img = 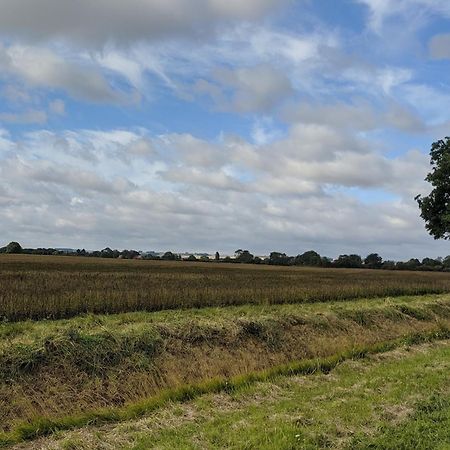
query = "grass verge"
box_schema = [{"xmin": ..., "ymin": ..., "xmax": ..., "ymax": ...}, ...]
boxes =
[
  {"xmin": 1, "ymin": 328, "xmax": 449, "ymax": 448},
  {"xmin": 351, "ymin": 395, "xmax": 450, "ymax": 449},
  {"xmin": 1, "ymin": 295, "xmax": 450, "ymax": 435}
]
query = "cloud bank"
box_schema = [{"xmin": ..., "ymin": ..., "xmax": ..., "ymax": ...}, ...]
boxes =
[{"xmin": 0, "ymin": 0, "xmax": 449, "ymax": 259}]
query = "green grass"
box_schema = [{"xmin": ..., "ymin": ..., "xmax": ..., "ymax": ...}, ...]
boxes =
[
  {"xmin": 1, "ymin": 294, "xmax": 449, "ymax": 383},
  {"xmin": 2, "ymin": 293, "xmax": 449, "ymax": 349},
  {"xmin": 1, "ymin": 294, "xmax": 450, "ymax": 436},
  {"xmin": 127, "ymin": 341, "xmax": 450, "ymax": 450},
  {"xmin": 14, "ymin": 339, "xmax": 450, "ymax": 450},
  {"xmin": 351, "ymin": 395, "xmax": 450, "ymax": 449}
]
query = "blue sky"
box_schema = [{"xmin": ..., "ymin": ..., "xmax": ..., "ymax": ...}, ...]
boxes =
[{"xmin": 1, "ymin": 0, "xmax": 450, "ymax": 259}]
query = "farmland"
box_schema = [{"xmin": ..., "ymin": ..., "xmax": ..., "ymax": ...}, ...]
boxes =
[
  {"xmin": 3, "ymin": 255, "xmax": 450, "ymax": 321},
  {"xmin": 1, "ymin": 255, "xmax": 450, "ymax": 448}
]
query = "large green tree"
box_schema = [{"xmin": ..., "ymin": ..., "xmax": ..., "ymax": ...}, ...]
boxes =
[
  {"xmin": 295, "ymin": 250, "xmax": 322, "ymax": 266},
  {"xmin": 3, "ymin": 242, "xmax": 22, "ymax": 254},
  {"xmin": 364, "ymin": 253, "xmax": 383, "ymax": 269},
  {"xmin": 416, "ymin": 137, "xmax": 450, "ymax": 239}
]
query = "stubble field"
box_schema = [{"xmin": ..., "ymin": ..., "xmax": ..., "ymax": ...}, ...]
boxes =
[
  {"xmin": 1, "ymin": 254, "xmax": 449, "ymax": 449},
  {"xmin": 2, "ymin": 254, "xmax": 450, "ymax": 321}
]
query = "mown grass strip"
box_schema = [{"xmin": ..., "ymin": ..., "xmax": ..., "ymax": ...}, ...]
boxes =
[
  {"xmin": 0, "ymin": 327, "xmax": 448, "ymax": 448},
  {"xmin": 351, "ymin": 395, "xmax": 450, "ymax": 449}
]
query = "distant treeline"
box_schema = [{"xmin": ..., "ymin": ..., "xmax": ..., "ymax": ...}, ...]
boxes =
[{"xmin": 1, "ymin": 242, "xmax": 449, "ymax": 272}]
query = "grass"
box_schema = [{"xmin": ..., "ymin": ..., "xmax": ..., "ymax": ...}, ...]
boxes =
[
  {"xmin": 3, "ymin": 254, "xmax": 450, "ymax": 321},
  {"xmin": 9, "ymin": 338, "xmax": 450, "ymax": 449},
  {"xmin": 133, "ymin": 342, "xmax": 450, "ymax": 450},
  {"xmin": 1, "ymin": 293, "xmax": 449, "ymax": 441},
  {"xmin": 351, "ymin": 395, "xmax": 450, "ymax": 449}
]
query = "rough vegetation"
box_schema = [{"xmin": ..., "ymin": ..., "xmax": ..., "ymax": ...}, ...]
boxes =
[{"xmin": 6, "ymin": 339, "xmax": 450, "ymax": 449}]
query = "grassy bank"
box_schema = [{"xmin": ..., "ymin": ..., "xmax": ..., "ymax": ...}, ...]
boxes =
[
  {"xmin": 3, "ymin": 255, "xmax": 450, "ymax": 321},
  {"xmin": 5, "ymin": 336, "xmax": 450, "ymax": 449},
  {"xmin": 1, "ymin": 294, "xmax": 450, "ymax": 440}
]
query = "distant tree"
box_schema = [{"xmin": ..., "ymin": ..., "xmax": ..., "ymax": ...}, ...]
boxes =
[
  {"xmin": 200, "ymin": 255, "xmax": 210, "ymax": 262},
  {"xmin": 121, "ymin": 249, "xmax": 140, "ymax": 259},
  {"xmin": 4, "ymin": 242, "xmax": 22, "ymax": 254},
  {"xmin": 404, "ymin": 258, "xmax": 421, "ymax": 270},
  {"xmin": 421, "ymin": 257, "xmax": 440, "ymax": 267},
  {"xmin": 215, "ymin": 252, "xmax": 220, "ymax": 261},
  {"xmin": 161, "ymin": 251, "xmax": 177, "ymax": 261},
  {"xmin": 235, "ymin": 250, "xmax": 254, "ymax": 264},
  {"xmin": 364, "ymin": 253, "xmax": 383, "ymax": 269},
  {"xmin": 144, "ymin": 254, "xmax": 160, "ymax": 260},
  {"xmin": 321, "ymin": 256, "xmax": 333, "ymax": 267},
  {"xmin": 334, "ymin": 254, "xmax": 363, "ymax": 268},
  {"xmin": 381, "ymin": 260, "xmax": 396, "ymax": 270},
  {"xmin": 295, "ymin": 250, "xmax": 322, "ymax": 267},
  {"xmin": 186, "ymin": 254, "xmax": 197, "ymax": 261},
  {"xmin": 268, "ymin": 252, "xmax": 290, "ymax": 265},
  {"xmin": 419, "ymin": 257, "xmax": 442, "ymax": 271},
  {"xmin": 443, "ymin": 255, "xmax": 450, "ymax": 269},
  {"xmin": 416, "ymin": 137, "xmax": 450, "ymax": 239},
  {"xmin": 101, "ymin": 247, "xmax": 114, "ymax": 258}
]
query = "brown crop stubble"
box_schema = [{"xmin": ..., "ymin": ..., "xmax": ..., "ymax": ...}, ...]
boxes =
[{"xmin": 2, "ymin": 255, "xmax": 450, "ymax": 321}]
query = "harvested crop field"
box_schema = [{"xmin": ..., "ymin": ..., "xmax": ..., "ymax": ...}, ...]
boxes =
[
  {"xmin": 1, "ymin": 255, "xmax": 450, "ymax": 448},
  {"xmin": 3, "ymin": 255, "xmax": 450, "ymax": 321}
]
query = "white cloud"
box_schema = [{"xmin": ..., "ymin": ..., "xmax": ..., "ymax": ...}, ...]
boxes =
[
  {"xmin": 0, "ymin": 44, "xmax": 121, "ymax": 102},
  {"xmin": 357, "ymin": 0, "xmax": 450, "ymax": 32},
  {"xmin": 0, "ymin": 120, "xmax": 438, "ymax": 258},
  {"xmin": 283, "ymin": 99, "xmax": 425, "ymax": 133},
  {"xmin": 399, "ymin": 83, "xmax": 450, "ymax": 125},
  {"xmin": 0, "ymin": 0, "xmax": 286, "ymax": 47},
  {"xmin": 162, "ymin": 167, "xmax": 245, "ymax": 192},
  {"xmin": 0, "ymin": 1, "xmax": 446, "ymax": 259},
  {"xmin": 196, "ymin": 65, "xmax": 293, "ymax": 113},
  {"xmin": 94, "ymin": 24, "xmax": 338, "ymax": 103},
  {"xmin": 251, "ymin": 118, "xmax": 283, "ymax": 145}
]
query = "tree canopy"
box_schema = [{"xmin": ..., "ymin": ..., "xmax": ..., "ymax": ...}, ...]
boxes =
[
  {"xmin": 3, "ymin": 242, "xmax": 22, "ymax": 254},
  {"xmin": 364, "ymin": 253, "xmax": 383, "ymax": 269},
  {"xmin": 334, "ymin": 254, "xmax": 362, "ymax": 268},
  {"xmin": 416, "ymin": 137, "xmax": 450, "ymax": 239},
  {"xmin": 235, "ymin": 249, "xmax": 254, "ymax": 263},
  {"xmin": 295, "ymin": 250, "xmax": 322, "ymax": 266}
]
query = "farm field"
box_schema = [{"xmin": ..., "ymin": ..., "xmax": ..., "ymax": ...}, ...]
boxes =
[
  {"xmin": 3, "ymin": 254, "xmax": 450, "ymax": 321},
  {"xmin": 1, "ymin": 255, "xmax": 450, "ymax": 448}
]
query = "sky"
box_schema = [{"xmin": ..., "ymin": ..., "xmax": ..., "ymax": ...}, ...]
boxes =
[{"xmin": 1, "ymin": 0, "xmax": 450, "ymax": 259}]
